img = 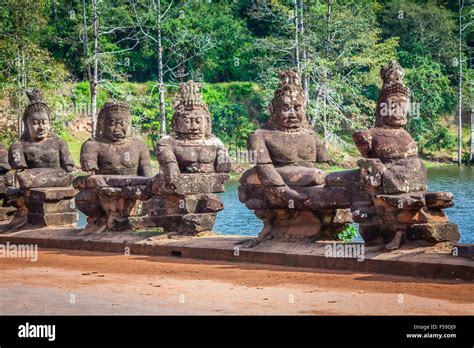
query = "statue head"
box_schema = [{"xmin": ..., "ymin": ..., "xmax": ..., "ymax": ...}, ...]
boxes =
[
  {"xmin": 97, "ymin": 102, "xmax": 132, "ymax": 142},
  {"xmin": 376, "ymin": 61, "xmax": 411, "ymax": 128},
  {"xmin": 268, "ymin": 70, "xmax": 308, "ymax": 131},
  {"xmin": 172, "ymin": 81, "xmax": 211, "ymax": 140},
  {"xmin": 21, "ymin": 89, "xmax": 52, "ymax": 142}
]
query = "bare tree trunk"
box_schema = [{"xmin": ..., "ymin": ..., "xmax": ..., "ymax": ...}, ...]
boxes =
[
  {"xmin": 157, "ymin": 0, "xmax": 166, "ymax": 137},
  {"xmin": 299, "ymin": 0, "xmax": 308, "ymax": 102},
  {"xmin": 17, "ymin": 45, "xmax": 27, "ymax": 137},
  {"xmin": 457, "ymin": 0, "xmax": 463, "ymax": 166},
  {"xmin": 82, "ymin": 0, "xmax": 91, "ymax": 83},
  {"xmin": 322, "ymin": 0, "xmax": 332, "ymax": 144},
  {"xmin": 82, "ymin": 0, "xmax": 94, "ymax": 134},
  {"xmin": 326, "ymin": 0, "xmax": 331, "ymax": 58},
  {"xmin": 293, "ymin": 0, "xmax": 299, "ymax": 69},
  {"xmin": 90, "ymin": 0, "xmax": 99, "ymax": 138}
]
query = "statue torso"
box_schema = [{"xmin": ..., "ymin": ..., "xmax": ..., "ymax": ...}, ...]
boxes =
[
  {"xmin": 86, "ymin": 138, "xmax": 144, "ymax": 175},
  {"xmin": 174, "ymin": 145, "xmax": 217, "ymax": 173},
  {"xmin": 355, "ymin": 127, "xmax": 417, "ymax": 161},
  {"xmin": 259, "ymin": 128, "xmax": 317, "ymax": 167},
  {"xmin": 20, "ymin": 138, "xmax": 62, "ymax": 169},
  {"xmin": 167, "ymin": 136, "xmax": 224, "ymax": 173}
]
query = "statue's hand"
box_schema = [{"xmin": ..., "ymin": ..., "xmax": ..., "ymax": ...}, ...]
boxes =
[{"xmin": 282, "ymin": 186, "xmax": 308, "ymax": 203}]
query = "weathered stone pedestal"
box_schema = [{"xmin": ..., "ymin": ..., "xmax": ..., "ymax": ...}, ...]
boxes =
[
  {"xmin": 74, "ymin": 175, "xmax": 151, "ymax": 233},
  {"xmin": 146, "ymin": 173, "xmax": 229, "ymax": 235},
  {"xmin": 24, "ymin": 187, "xmax": 78, "ymax": 227},
  {"xmin": 352, "ymin": 162, "xmax": 460, "ymax": 247},
  {"xmin": 358, "ymin": 193, "xmax": 459, "ymax": 246},
  {"xmin": 239, "ymin": 171, "xmax": 353, "ymax": 242},
  {"xmin": 0, "ymin": 186, "xmax": 77, "ymax": 231},
  {"xmin": 253, "ymin": 208, "xmax": 352, "ymax": 241}
]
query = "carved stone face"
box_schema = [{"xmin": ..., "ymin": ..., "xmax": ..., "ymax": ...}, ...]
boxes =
[
  {"xmin": 174, "ymin": 110, "xmax": 207, "ymax": 140},
  {"xmin": 379, "ymin": 95, "xmax": 409, "ymax": 127},
  {"xmin": 385, "ymin": 68, "xmax": 404, "ymax": 85},
  {"xmin": 272, "ymin": 96, "xmax": 305, "ymax": 130},
  {"xmin": 103, "ymin": 113, "xmax": 130, "ymax": 142},
  {"xmin": 26, "ymin": 111, "xmax": 50, "ymax": 142}
]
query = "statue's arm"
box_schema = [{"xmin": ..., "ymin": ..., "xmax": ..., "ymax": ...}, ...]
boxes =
[
  {"xmin": 8, "ymin": 141, "xmax": 27, "ymax": 170},
  {"xmin": 156, "ymin": 139, "xmax": 180, "ymax": 177},
  {"xmin": 138, "ymin": 141, "xmax": 153, "ymax": 177},
  {"xmin": 214, "ymin": 138, "xmax": 231, "ymax": 173},
  {"xmin": 248, "ymin": 133, "xmax": 285, "ymax": 187},
  {"xmin": 58, "ymin": 139, "xmax": 76, "ymax": 172},
  {"xmin": 353, "ymin": 130, "xmax": 373, "ymax": 158},
  {"xmin": 315, "ymin": 137, "xmax": 330, "ymax": 163},
  {"xmin": 80, "ymin": 140, "xmax": 99, "ymax": 173}
]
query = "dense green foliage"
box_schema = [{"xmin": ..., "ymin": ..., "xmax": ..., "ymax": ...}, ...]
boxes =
[
  {"xmin": 337, "ymin": 225, "xmax": 359, "ymax": 242},
  {"xmin": 0, "ymin": 0, "xmax": 473, "ymax": 157}
]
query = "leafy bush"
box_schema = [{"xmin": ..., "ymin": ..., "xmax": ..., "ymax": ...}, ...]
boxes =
[
  {"xmin": 337, "ymin": 225, "xmax": 358, "ymax": 242},
  {"xmin": 424, "ymin": 127, "xmax": 457, "ymax": 152},
  {"xmin": 201, "ymin": 82, "xmax": 264, "ymax": 149}
]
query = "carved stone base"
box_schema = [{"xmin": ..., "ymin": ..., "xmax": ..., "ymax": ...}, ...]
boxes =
[
  {"xmin": 145, "ymin": 193, "xmax": 222, "ymax": 235},
  {"xmin": 74, "ymin": 175, "xmax": 151, "ymax": 234},
  {"xmin": 146, "ymin": 173, "xmax": 228, "ymax": 235},
  {"xmin": 355, "ymin": 192, "xmax": 460, "ymax": 248},
  {"xmin": 359, "ymin": 222, "xmax": 459, "ymax": 247},
  {"xmin": 252, "ymin": 208, "xmax": 352, "ymax": 242},
  {"xmin": 150, "ymin": 173, "xmax": 229, "ymax": 195},
  {"xmin": 24, "ymin": 187, "xmax": 78, "ymax": 228},
  {"xmin": 149, "ymin": 212, "xmax": 217, "ymax": 235}
]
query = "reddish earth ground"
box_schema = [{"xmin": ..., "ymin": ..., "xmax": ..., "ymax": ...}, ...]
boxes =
[{"xmin": 0, "ymin": 249, "xmax": 473, "ymax": 315}]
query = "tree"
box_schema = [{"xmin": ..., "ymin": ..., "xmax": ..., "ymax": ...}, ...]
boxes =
[
  {"xmin": 131, "ymin": 0, "xmax": 217, "ymax": 136},
  {"xmin": 79, "ymin": 0, "xmax": 139, "ymax": 136},
  {"xmin": 303, "ymin": 0, "xmax": 398, "ymax": 146},
  {"xmin": 404, "ymin": 56, "xmax": 455, "ymax": 148},
  {"xmin": 456, "ymin": 0, "xmax": 473, "ymax": 164},
  {"xmin": 0, "ymin": 0, "xmax": 68, "ymax": 138},
  {"xmin": 380, "ymin": 0, "xmax": 458, "ymax": 69}
]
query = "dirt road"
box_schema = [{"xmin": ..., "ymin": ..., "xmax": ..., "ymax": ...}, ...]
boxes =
[{"xmin": 0, "ymin": 249, "xmax": 473, "ymax": 315}]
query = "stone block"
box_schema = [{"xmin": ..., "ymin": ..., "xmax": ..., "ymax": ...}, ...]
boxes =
[
  {"xmin": 145, "ymin": 194, "xmax": 197, "ymax": 216},
  {"xmin": 26, "ymin": 187, "xmax": 77, "ymax": 202},
  {"xmin": 382, "ymin": 158, "xmax": 427, "ymax": 194},
  {"xmin": 27, "ymin": 212, "xmax": 78, "ymax": 227},
  {"xmin": 406, "ymin": 223, "xmax": 460, "ymax": 243},
  {"xmin": 180, "ymin": 213, "xmax": 216, "ymax": 233},
  {"xmin": 376, "ymin": 193, "xmax": 425, "ymax": 209},
  {"xmin": 74, "ymin": 175, "xmax": 151, "ymax": 189},
  {"xmin": 195, "ymin": 194, "xmax": 224, "ymax": 213},
  {"xmin": 16, "ymin": 168, "xmax": 75, "ymax": 189},
  {"xmin": 424, "ymin": 192, "xmax": 454, "ymax": 209},
  {"xmin": 149, "ymin": 214, "xmax": 183, "ymax": 232},
  {"xmin": 26, "ymin": 198, "xmax": 76, "ymax": 214},
  {"xmin": 256, "ymin": 209, "xmax": 323, "ymax": 241},
  {"xmin": 325, "ymin": 169, "xmax": 362, "ymax": 190},
  {"xmin": 151, "ymin": 173, "xmax": 229, "ymax": 195}
]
